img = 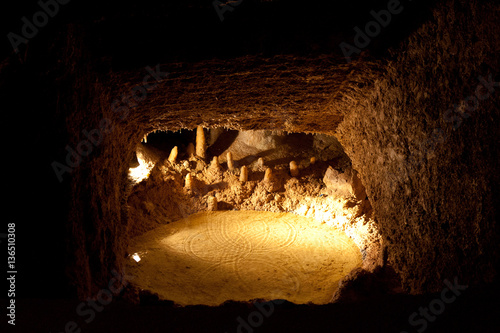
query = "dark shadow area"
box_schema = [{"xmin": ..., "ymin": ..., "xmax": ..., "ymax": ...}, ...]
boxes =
[
  {"xmin": 236, "ymin": 154, "xmax": 260, "ymax": 166},
  {"xmin": 207, "ymin": 130, "xmax": 239, "ymax": 157},
  {"xmin": 205, "ymin": 181, "xmax": 229, "ymax": 194},
  {"xmin": 0, "ymin": 0, "xmax": 441, "ymax": 66},
  {"xmin": 2, "ymin": 1, "xmax": 498, "ymax": 333},
  {"xmin": 15, "ymin": 278, "xmax": 500, "ymax": 332},
  {"xmin": 145, "ymin": 129, "xmax": 196, "ymax": 156}
]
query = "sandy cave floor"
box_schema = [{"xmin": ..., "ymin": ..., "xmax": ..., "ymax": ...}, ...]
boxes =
[{"xmin": 125, "ymin": 210, "xmax": 362, "ymax": 306}]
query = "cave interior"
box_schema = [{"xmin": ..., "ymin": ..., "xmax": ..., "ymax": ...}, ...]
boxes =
[{"xmin": 3, "ymin": 0, "xmax": 500, "ymax": 332}]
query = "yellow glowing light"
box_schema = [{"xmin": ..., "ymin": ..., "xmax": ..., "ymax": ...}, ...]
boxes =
[
  {"xmin": 126, "ymin": 211, "xmax": 362, "ymax": 306},
  {"xmin": 128, "ymin": 164, "xmax": 151, "ymax": 184},
  {"xmin": 132, "ymin": 253, "xmax": 141, "ymax": 262},
  {"xmin": 128, "ymin": 151, "xmax": 155, "ymax": 184}
]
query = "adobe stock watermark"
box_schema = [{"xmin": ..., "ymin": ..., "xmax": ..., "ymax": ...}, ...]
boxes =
[
  {"xmin": 51, "ymin": 64, "xmax": 169, "ymax": 183},
  {"xmin": 400, "ymin": 277, "xmax": 468, "ymax": 333},
  {"xmin": 213, "ymin": 0, "xmax": 244, "ymax": 22},
  {"xmin": 226, "ymin": 298, "xmax": 286, "ymax": 333},
  {"xmin": 339, "ymin": 0, "xmax": 405, "ymax": 63},
  {"xmin": 50, "ymin": 269, "xmax": 134, "ymax": 333},
  {"xmin": 442, "ymin": 73, "xmax": 499, "ymax": 130},
  {"xmin": 7, "ymin": 0, "xmax": 71, "ymax": 54},
  {"xmin": 383, "ymin": 73, "xmax": 499, "ymax": 189}
]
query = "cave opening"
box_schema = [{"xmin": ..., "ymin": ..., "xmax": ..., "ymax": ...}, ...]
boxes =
[
  {"xmin": 4, "ymin": 0, "xmax": 499, "ymax": 330},
  {"xmin": 125, "ymin": 127, "xmax": 382, "ymax": 305}
]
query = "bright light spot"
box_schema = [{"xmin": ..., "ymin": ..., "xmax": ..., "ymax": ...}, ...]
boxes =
[
  {"xmin": 132, "ymin": 253, "xmax": 141, "ymax": 262},
  {"xmin": 334, "ymin": 214, "xmax": 349, "ymax": 225},
  {"xmin": 128, "ymin": 163, "xmax": 151, "ymax": 184},
  {"xmin": 128, "ymin": 151, "xmax": 156, "ymax": 184},
  {"xmin": 296, "ymin": 205, "xmax": 309, "ymax": 215}
]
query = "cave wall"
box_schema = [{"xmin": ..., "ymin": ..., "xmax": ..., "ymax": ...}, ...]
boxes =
[
  {"xmin": 58, "ymin": 26, "xmax": 136, "ymax": 296},
  {"xmin": 7, "ymin": 0, "xmax": 498, "ymax": 299},
  {"xmin": 336, "ymin": 0, "xmax": 500, "ymax": 293},
  {"xmin": 59, "ymin": 49, "xmax": 351, "ymax": 297},
  {"xmin": 66, "ymin": 0, "xmax": 499, "ymax": 297}
]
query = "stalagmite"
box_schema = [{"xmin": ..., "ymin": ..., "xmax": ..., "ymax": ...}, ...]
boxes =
[
  {"xmin": 186, "ymin": 142, "xmax": 195, "ymax": 157},
  {"xmin": 240, "ymin": 166, "xmax": 248, "ymax": 182},
  {"xmin": 207, "ymin": 196, "xmax": 218, "ymax": 211},
  {"xmin": 310, "ymin": 157, "xmax": 317, "ymax": 165},
  {"xmin": 263, "ymin": 167, "xmax": 273, "ymax": 182},
  {"xmin": 257, "ymin": 157, "xmax": 264, "ymax": 168},
  {"xmin": 196, "ymin": 126, "xmax": 206, "ymax": 159},
  {"xmin": 168, "ymin": 146, "xmax": 178, "ymax": 163},
  {"xmin": 290, "ymin": 161, "xmax": 299, "ymax": 177},
  {"xmin": 227, "ymin": 152, "xmax": 234, "ymax": 170},
  {"xmin": 210, "ymin": 155, "xmax": 220, "ymax": 169},
  {"xmin": 185, "ymin": 173, "xmax": 193, "ymax": 190}
]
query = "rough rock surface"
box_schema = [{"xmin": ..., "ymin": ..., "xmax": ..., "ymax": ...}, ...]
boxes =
[
  {"xmin": 336, "ymin": 1, "xmax": 500, "ymax": 293},
  {"xmin": 126, "ymin": 148, "xmax": 382, "ymax": 276},
  {"xmin": 5, "ymin": 0, "xmax": 498, "ymax": 300},
  {"xmin": 323, "ymin": 166, "xmax": 352, "ymax": 198},
  {"xmin": 68, "ymin": 0, "xmax": 498, "ymax": 298}
]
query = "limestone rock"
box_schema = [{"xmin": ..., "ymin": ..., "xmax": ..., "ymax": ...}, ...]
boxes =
[
  {"xmin": 168, "ymin": 146, "xmax": 178, "ymax": 163},
  {"xmin": 186, "ymin": 142, "xmax": 195, "ymax": 157},
  {"xmin": 290, "ymin": 161, "xmax": 299, "ymax": 177},
  {"xmin": 226, "ymin": 152, "xmax": 234, "ymax": 170},
  {"xmin": 322, "ymin": 166, "xmax": 352, "ymax": 198},
  {"xmin": 239, "ymin": 166, "xmax": 248, "ymax": 182},
  {"xmin": 196, "ymin": 126, "xmax": 206, "ymax": 159},
  {"xmin": 207, "ymin": 196, "xmax": 218, "ymax": 211}
]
